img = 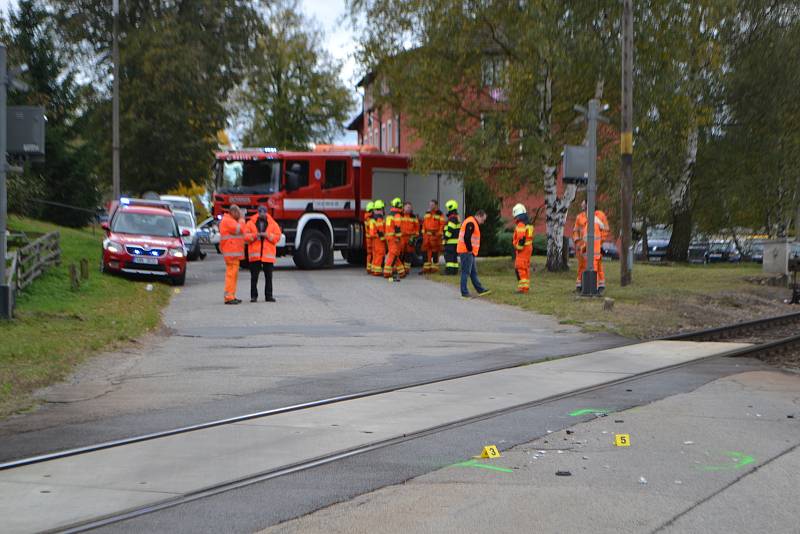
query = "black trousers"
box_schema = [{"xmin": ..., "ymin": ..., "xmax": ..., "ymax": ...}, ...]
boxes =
[
  {"xmin": 250, "ymin": 261, "xmax": 274, "ymax": 299},
  {"xmin": 443, "ymin": 244, "xmax": 459, "ymax": 275}
]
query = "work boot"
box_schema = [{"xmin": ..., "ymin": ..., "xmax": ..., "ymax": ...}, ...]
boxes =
[
  {"xmin": 265, "ymin": 296, "xmax": 276, "ymax": 302},
  {"xmin": 598, "ymin": 286, "xmax": 605, "ymax": 295},
  {"xmin": 250, "ymin": 297, "xmax": 258, "ymax": 303},
  {"xmin": 477, "ymin": 289, "xmax": 492, "ymax": 297}
]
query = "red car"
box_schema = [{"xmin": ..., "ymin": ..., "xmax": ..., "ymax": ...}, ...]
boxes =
[{"xmin": 101, "ymin": 199, "xmax": 189, "ymax": 285}]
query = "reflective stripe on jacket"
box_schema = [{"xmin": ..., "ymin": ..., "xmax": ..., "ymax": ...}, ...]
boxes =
[
  {"xmin": 423, "ymin": 210, "xmax": 444, "ymax": 236},
  {"xmin": 513, "ymin": 222, "xmax": 534, "ymax": 254},
  {"xmin": 219, "ymin": 213, "xmax": 247, "ymax": 259},
  {"xmin": 443, "ymin": 214, "xmax": 461, "ymax": 245},
  {"xmin": 457, "ymin": 216, "xmax": 481, "ymax": 256},
  {"xmin": 245, "ymin": 214, "xmax": 282, "ymax": 263}
]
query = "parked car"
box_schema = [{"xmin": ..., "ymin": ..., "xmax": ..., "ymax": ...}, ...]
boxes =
[
  {"xmin": 791, "ymin": 242, "xmax": 800, "ymax": 259},
  {"xmin": 197, "ymin": 216, "xmax": 221, "ymax": 253},
  {"xmin": 173, "ymin": 210, "xmax": 204, "ymax": 261},
  {"xmin": 687, "ymin": 241, "xmax": 709, "ymax": 264},
  {"xmin": 634, "ymin": 230, "xmax": 670, "ymax": 262},
  {"xmin": 160, "ymin": 195, "xmax": 196, "ymax": 220},
  {"xmin": 706, "ymin": 241, "xmax": 741, "ymax": 263},
  {"xmin": 601, "ymin": 241, "xmax": 619, "ymax": 259},
  {"xmin": 101, "ymin": 199, "xmax": 189, "ymax": 285},
  {"xmin": 745, "ymin": 242, "xmax": 765, "ymax": 263}
]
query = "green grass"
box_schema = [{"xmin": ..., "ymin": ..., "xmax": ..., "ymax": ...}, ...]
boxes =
[
  {"xmin": 0, "ymin": 216, "xmax": 172, "ymax": 416},
  {"xmin": 433, "ymin": 257, "xmax": 774, "ymax": 339}
]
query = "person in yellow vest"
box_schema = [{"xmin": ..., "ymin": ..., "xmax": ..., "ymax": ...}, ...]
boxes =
[
  {"xmin": 442, "ymin": 200, "xmax": 461, "ymax": 275},
  {"xmin": 219, "ymin": 204, "xmax": 248, "ymax": 304},
  {"xmin": 245, "ymin": 206, "xmax": 282, "ymax": 302},
  {"xmin": 457, "ymin": 209, "xmax": 491, "ymax": 298},
  {"xmin": 370, "ymin": 200, "xmax": 387, "ymax": 276},
  {"xmin": 511, "ymin": 203, "xmax": 534, "ymax": 294},
  {"xmin": 383, "ymin": 197, "xmax": 406, "ymax": 281},
  {"xmin": 364, "ymin": 201, "xmax": 375, "ymax": 274}
]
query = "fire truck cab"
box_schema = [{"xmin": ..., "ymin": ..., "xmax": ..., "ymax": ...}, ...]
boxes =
[{"xmin": 213, "ymin": 146, "xmax": 463, "ymax": 269}]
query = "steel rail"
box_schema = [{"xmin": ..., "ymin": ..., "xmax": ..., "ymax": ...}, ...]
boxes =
[
  {"xmin": 51, "ymin": 331, "xmax": 800, "ymax": 534},
  {"xmin": 664, "ymin": 310, "xmax": 800, "ymax": 341}
]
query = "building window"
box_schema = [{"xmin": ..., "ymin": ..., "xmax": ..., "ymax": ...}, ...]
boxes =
[
  {"xmin": 482, "ymin": 56, "xmax": 506, "ymax": 88},
  {"xmin": 381, "ymin": 123, "xmax": 386, "ymax": 151},
  {"xmin": 387, "ymin": 120, "xmax": 393, "ymax": 151},
  {"xmin": 324, "ymin": 160, "xmax": 347, "ymax": 189},
  {"xmin": 285, "ymin": 160, "xmax": 309, "ymax": 189}
]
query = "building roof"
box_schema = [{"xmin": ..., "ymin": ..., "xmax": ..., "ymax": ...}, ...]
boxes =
[{"xmin": 346, "ymin": 111, "xmax": 364, "ymax": 131}]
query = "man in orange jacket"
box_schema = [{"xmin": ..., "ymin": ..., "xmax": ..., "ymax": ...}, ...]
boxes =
[
  {"xmin": 383, "ymin": 197, "xmax": 405, "ymax": 281},
  {"xmin": 420, "ymin": 199, "xmax": 444, "ymax": 274},
  {"xmin": 364, "ymin": 201, "xmax": 375, "ymax": 274},
  {"xmin": 457, "ymin": 209, "xmax": 491, "ymax": 298},
  {"xmin": 572, "ymin": 200, "xmax": 609, "ymax": 293},
  {"xmin": 219, "ymin": 205, "xmax": 248, "ymax": 304},
  {"xmin": 370, "ymin": 200, "xmax": 386, "ymax": 276},
  {"xmin": 401, "ymin": 201, "xmax": 420, "ymax": 276},
  {"xmin": 511, "ymin": 203, "xmax": 534, "ymax": 293},
  {"xmin": 246, "ymin": 206, "xmax": 282, "ymax": 302}
]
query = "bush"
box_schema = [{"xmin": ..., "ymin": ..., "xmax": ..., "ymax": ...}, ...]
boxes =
[{"xmin": 495, "ymin": 230, "xmax": 514, "ymax": 257}]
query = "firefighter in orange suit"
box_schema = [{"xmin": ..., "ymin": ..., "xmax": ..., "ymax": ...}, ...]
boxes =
[
  {"xmin": 420, "ymin": 199, "xmax": 444, "ymax": 274},
  {"xmin": 364, "ymin": 201, "xmax": 375, "ymax": 274},
  {"xmin": 245, "ymin": 206, "xmax": 282, "ymax": 302},
  {"xmin": 572, "ymin": 200, "xmax": 608, "ymax": 293},
  {"xmin": 511, "ymin": 203, "xmax": 534, "ymax": 293},
  {"xmin": 219, "ymin": 204, "xmax": 248, "ymax": 304},
  {"xmin": 401, "ymin": 201, "xmax": 420, "ymax": 276},
  {"xmin": 370, "ymin": 200, "xmax": 386, "ymax": 276},
  {"xmin": 384, "ymin": 197, "xmax": 405, "ymax": 281}
]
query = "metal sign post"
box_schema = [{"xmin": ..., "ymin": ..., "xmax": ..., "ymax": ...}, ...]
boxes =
[
  {"xmin": 0, "ymin": 44, "xmax": 9, "ymax": 318},
  {"xmin": 570, "ymin": 99, "xmax": 609, "ymax": 297}
]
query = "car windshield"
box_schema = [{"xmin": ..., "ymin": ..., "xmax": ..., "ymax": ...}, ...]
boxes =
[
  {"xmin": 709, "ymin": 243, "xmax": 729, "ymax": 253},
  {"xmin": 112, "ymin": 212, "xmax": 178, "ymax": 237},
  {"xmin": 218, "ymin": 159, "xmax": 282, "ymax": 194},
  {"xmin": 164, "ymin": 199, "xmax": 193, "ymax": 213},
  {"xmin": 173, "ymin": 211, "xmax": 194, "ymax": 229}
]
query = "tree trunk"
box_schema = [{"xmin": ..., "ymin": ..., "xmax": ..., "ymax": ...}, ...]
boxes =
[{"xmin": 667, "ymin": 125, "xmax": 697, "ymax": 262}]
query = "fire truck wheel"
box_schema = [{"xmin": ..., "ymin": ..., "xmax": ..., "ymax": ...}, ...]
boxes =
[{"xmin": 295, "ymin": 229, "xmax": 330, "ymax": 269}]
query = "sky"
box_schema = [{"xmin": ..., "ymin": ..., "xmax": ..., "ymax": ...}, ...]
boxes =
[{"xmin": 0, "ymin": 0, "xmax": 360, "ymax": 144}]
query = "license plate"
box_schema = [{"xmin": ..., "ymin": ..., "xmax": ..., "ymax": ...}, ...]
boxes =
[
  {"xmin": 230, "ymin": 196, "xmax": 250, "ymax": 204},
  {"xmin": 133, "ymin": 257, "xmax": 159, "ymax": 265},
  {"xmin": 649, "ymin": 256, "xmax": 662, "ymax": 262}
]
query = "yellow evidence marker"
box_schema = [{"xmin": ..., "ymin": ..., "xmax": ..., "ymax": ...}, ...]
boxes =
[
  {"xmin": 614, "ymin": 434, "xmax": 631, "ymax": 447},
  {"xmin": 475, "ymin": 445, "xmax": 501, "ymax": 459}
]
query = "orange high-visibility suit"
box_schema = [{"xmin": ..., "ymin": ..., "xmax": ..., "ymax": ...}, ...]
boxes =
[
  {"xmin": 245, "ymin": 213, "xmax": 281, "ymax": 263},
  {"xmin": 401, "ymin": 211, "xmax": 420, "ymax": 275},
  {"xmin": 421, "ymin": 209, "xmax": 444, "ymax": 273},
  {"xmin": 364, "ymin": 211, "xmax": 374, "ymax": 274},
  {"xmin": 573, "ymin": 211, "xmax": 607, "ymax": 289},
  {"xmin": 383, "ymin": 208, "xmax": 405, "ymax": 278},
  {"xmin": 513, "ymin": 219, "xmax": 534, "ymax": 293},
  {"xmin": 370, "ymin": 212, "xmax": 386, "ymax": 276},
  {"xmin": 219, "ymin": 212, "xmax": 248, "ymax": 302}
]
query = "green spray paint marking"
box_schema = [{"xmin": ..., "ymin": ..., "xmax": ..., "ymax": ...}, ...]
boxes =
[
  {"xmin": 700, "ymin": 451, "xmax": 755, "ymax": 472},
  {"xmin": 569, "ymin": 408, "xmax": 610, "ymax": 417},
  {"xmin": 451, "ymin": 459, "xmax": 514, "ymax": 473}
]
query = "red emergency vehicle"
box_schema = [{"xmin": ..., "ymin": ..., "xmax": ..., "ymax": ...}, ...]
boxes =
[{"xmin": 212, "ymin": 145, "xmax": 463, "ymax": 269}]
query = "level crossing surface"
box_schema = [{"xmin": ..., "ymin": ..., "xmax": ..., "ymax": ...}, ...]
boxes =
[{"xmin": 0, "ymin": 340, "xmax": 748, "ymax": 533}]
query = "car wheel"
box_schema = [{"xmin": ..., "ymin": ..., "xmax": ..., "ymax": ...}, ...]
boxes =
[
  {"xmin": 295, "ymin": 229, "xmax": 330, "ymax": 269},
  {"xmin": 171, "ymin": 272, "xmax": 186, "ymax": 286}
]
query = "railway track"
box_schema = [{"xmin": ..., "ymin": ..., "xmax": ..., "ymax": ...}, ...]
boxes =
[{"xmin": 5, "ymin": 312, "xmax": 800, "ymax": 533}]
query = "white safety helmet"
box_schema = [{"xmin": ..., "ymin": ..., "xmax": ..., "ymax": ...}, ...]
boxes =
[{"xmin": 512, "ymin": 203, "xmax": 527, "ymax": 217}]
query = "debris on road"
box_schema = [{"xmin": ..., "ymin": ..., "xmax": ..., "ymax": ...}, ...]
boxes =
[
  {"xmin": 639, "ymin": 476, "xmax": 648, "ymax": 485},
  {"xmin": 555, "ymin": 470, "xmax": 572, "ymax": 476}
]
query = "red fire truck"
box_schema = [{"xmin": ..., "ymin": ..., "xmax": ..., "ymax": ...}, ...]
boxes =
[{"xmin": 212, "ymin": 145, "xmax": 464, "ymax": 269}]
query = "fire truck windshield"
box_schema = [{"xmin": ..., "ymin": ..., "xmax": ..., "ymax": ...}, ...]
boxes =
[{"xmin": 218, "ymin": 159, "xmax": 282, "ymax": 194}]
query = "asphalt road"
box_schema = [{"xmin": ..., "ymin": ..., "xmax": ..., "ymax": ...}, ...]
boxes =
[{"xmin": 0, "ymin": 253, "xmax": 623, "ymax": 461}]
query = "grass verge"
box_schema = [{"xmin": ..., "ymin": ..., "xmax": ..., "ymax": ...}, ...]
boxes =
[
  {"xmin": 0, "ymin": 216, "xmax": 172, "ymax": 417},
  {"xmin": 432, "ymin": 257, "xmax": 792, "ymax": 339}
]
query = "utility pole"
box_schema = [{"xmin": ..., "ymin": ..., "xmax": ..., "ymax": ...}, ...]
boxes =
[
  {"xmin": 620, "ymin": 0, "xmax": 634, "ymax": 286},
  {"xmin": 0, "ymin": 44, "xmax": 8, "ymax": 318},
  {"xmin": 112, "ymin": 0, "xmax": 121, "ymax": 200}
]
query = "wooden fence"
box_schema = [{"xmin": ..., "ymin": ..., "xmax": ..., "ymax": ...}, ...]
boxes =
[{"xmin": 5, "ymin": 231, "xmax": 61, "ymax": 291}]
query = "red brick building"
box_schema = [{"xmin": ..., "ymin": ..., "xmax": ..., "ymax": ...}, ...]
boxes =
[{"xmin": 346, "ymin": 73, "xmax": 613, "ymax": 237}]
